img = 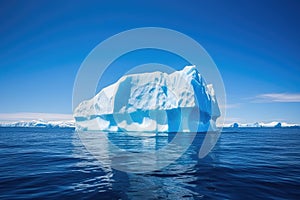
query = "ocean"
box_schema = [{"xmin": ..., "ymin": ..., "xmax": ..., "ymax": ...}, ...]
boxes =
[{"xmin": 0, "ymin": 127, "xmax": 299, "ymax": 199}]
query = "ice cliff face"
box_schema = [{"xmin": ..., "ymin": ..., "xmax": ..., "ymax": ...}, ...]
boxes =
[{"xmin": 74, "ymin": 65, "xmax": 220, "ymax": 132}]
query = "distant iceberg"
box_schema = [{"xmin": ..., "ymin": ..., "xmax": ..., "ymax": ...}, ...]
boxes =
[
  {"xmin": 226, "ymin": 121, "xmax": 299, "ymax": 128},
  {"xmin": 0, "ymin": 120, "xmax": 75, "ymax": 128},
  {"xmin": 74, "ymin": 65, "xmax": 221, "ymax": 132}
]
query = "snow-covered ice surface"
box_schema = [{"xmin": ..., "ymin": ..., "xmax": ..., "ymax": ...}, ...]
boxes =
[{"xmin": 74, "ymin": 65, "xmax": 221, "ymax": 132}]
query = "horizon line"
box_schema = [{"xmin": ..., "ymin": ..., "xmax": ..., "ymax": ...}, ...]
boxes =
[{"xmin": 0, "ymin": 112, "xmax": 299, "ymax": 125}]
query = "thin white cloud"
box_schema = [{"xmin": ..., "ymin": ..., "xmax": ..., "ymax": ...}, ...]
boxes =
[
  {"xmin": 254, "ymin": 93, "xmax": 300, "ymax": 103},
  {"xmin": 219, "ymin": 103, "xmax": 242, "ymax": 109},
  {"xmin": 0, "ymin": 112, "xmax": 73, "ymax": 121}
]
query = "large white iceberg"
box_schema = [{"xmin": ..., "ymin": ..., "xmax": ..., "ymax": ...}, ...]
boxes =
[{"xmin": 74, "ymin": 65, "xmax": 220, "ymax": 132}]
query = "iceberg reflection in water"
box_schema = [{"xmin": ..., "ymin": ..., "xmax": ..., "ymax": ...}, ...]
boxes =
[
  {"xmin": 76, "ymin": 131, "xmax": 220, "ymax": 173},
  {"xmin": 74, "ymin": 130, "xmax": 224, "ymax": 199}
]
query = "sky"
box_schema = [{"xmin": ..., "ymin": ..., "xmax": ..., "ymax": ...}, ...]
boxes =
[{"xmin": 0, "ymin": 0, "xmax": 299, "ymax": 124}]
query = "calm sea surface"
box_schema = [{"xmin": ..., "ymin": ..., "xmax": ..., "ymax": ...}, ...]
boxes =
[{"xmin": 0, "ymin": 127, "xmax": 299, "ymax": 199}]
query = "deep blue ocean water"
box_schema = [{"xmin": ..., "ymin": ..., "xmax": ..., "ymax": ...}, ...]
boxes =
[{"xmin": 0, "ymin": 127, "xmax": 299, "ymax": 199}]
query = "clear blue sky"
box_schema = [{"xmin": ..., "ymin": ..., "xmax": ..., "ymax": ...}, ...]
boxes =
[{"xmin": 0, "ymin": 0, "xmax": 299, "ymax": 123}]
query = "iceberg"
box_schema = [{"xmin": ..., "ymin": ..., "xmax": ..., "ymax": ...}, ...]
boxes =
[
  {"xmin": 74, "ymin": 65, "xmax": 221, "ymax": 132},
  {"xmin": 225, "ymin": 121, "xmax": 299, "ymax": 128},
  {"xmin": 0, "ymin": 120, "xmax": 75, "ymax": 128}
]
